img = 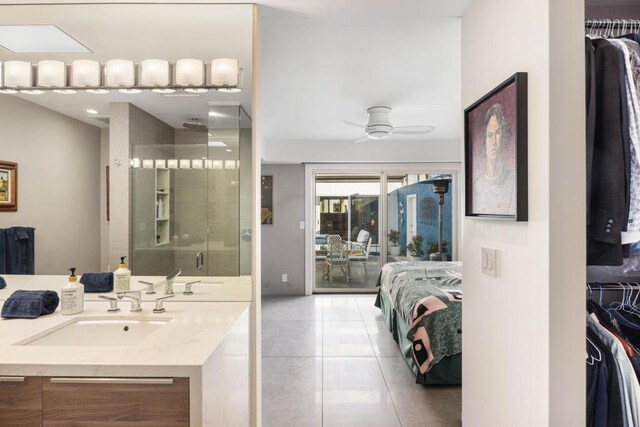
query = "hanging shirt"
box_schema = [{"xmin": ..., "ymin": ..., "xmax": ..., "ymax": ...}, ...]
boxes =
[
  {"xmin": 609, "ymin": 39, "xmax": 640, "ymax": 233},
  {"xmin": 589, "ymin": 312, "xmax": 640, "ymax": 427},
  {"xmin": 588, "ymin": 326, "xmax": 611, "ymax": 427}
]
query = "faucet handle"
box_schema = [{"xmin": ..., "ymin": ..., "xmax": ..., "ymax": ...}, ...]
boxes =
[
  {"xmin": 153, "ymin": 295, "xmax": 174, "ymax": 313},
  {"xmin": 183, "ymin": 280, "xmax": 201, "ymax": 296},
  {"xmin": 139, "ymin": 280, "xmax": 156, "ymax": 295},
  {"xmin": 98, "ymin": 295, "xmax": 120, "ymax": 312}
]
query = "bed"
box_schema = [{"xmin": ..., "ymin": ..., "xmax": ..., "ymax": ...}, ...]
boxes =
[{"xmin": 375, "ymin": 260, "xmax": 462, "ymax": 385}]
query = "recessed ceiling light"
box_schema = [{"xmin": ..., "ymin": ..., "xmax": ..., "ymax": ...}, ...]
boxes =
[
  {"xmin": 208, "ymin": 141, "xmax": 228, "ymax": 147},
  {"xmin": 0, "ymin": 25, "xmax": 91, "ymax": 53},
  {"xmin": 225, "ymin": 149, "xmax": 232, "ymax": 152},
  {"xmin": 86, "ymin": 109, "xmax": 98, "ymax": 115}
]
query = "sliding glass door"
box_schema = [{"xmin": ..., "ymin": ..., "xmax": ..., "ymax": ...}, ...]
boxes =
[{"xmin": 308, "ymin": 164, "xmax": 459, "ymax": 294}]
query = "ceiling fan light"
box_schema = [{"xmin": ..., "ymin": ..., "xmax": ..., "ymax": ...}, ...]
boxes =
[
  {"xmin": 175, "ymin": 58, "xmax": 204, "ymax": 86},
  {"xmin": 366, "ymin": 131, "xmax": 389, "ymax": 140},
  {"xmin": 72, "ymin": 60, "xmax": 101, "ymax": 86},
  {"xmin": 4, "ymin": 61, "xmax": 32, "ymax": 88},
  {"xmin": 105, "ymin": 59, "xmax": 135, "ymax": 87},
  {"xmin": 140, "ymin": 59, "xmax": 170, "ymax": 87},
  {"xmin": 37, "ymin": 60, "xmax": 66, "ymax": 87}
]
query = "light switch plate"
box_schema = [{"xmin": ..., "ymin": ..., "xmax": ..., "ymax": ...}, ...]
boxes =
[
  {"xmin": 299, "ymin": 221, "xmax": 305, "ymax": 230},
  {"xmin": 281, "ymin": 274, "xmax": 288, "ymax": 282},
  {"xmin": 481, "ymin": 248, "xmax": 497, "ymax": 277}
]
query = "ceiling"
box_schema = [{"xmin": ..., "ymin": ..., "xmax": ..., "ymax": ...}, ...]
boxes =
[
  {"xmin": 0, "ymin": 4, "xmax": 253, "ymax": 129},
  {"xmin": 0, "ymin": 0, "xmax": 472, "ymax": 163}
]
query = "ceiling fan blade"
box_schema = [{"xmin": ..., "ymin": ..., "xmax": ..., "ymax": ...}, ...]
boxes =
[
  {"xmin": 392, "ymin": 126, "xmax": 435, "ymax": 135},
  {"xmin": 353, "ymin": 137, "xmax": 372, "ymax": 144},
  {"xmin": 342, "ymin": 120, "xmax": 366, "ymax": 129}
]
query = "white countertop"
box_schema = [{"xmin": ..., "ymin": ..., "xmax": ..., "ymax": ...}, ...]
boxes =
[
  {"xmin": 0, "ymin": 275, "xmax": 252, "ymax": 377},
  {"xmin": 0, "ymin": 274, "xmax": 252, "ymax": 302}
]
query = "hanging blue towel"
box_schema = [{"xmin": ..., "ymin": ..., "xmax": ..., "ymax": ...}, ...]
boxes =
[
  {"xmin": 1, "ymin": 290, "xmax": 59, "ymax": 318},
  {"xmin": 1, "ymin": 227, "xmax": 35, "ymax": 274},
  {"xmin": 80, "ymin": 272, "xmax": 113, "ymax": 293},
  {"xmin": 0, "ymin": 276, "xmax": 6, "ymax": 289}
]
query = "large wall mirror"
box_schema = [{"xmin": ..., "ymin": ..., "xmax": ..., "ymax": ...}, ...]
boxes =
[{"xmin": 0, "ymin": 4, "xmax": 254, "ymax": 280}]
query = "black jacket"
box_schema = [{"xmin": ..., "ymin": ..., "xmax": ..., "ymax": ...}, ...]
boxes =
[{"xmin": 587, "ymin": 38, "xmax": 630, "ymax": 266}]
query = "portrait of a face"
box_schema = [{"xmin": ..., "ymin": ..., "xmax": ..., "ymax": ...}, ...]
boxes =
[{"xmin": 466, "ymin": 79, "xmax": 520, "ymax": 217}]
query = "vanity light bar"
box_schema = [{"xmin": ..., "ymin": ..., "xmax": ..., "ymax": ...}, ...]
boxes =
[
  {"xmin": 132, "ymin": 159, "xmax": 239, "ymax": 170},
  {"xmin": 0, "ymin": 58, "xmax": 243, "ymax": 94}
]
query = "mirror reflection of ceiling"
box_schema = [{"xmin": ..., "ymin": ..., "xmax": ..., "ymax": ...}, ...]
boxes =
[{"xmin": 0, "ymin": 4, "xmax": 253, "ymax": 129}]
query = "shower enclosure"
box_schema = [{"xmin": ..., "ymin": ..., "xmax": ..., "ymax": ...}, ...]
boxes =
[{"xmin": 130, "ymin": 106, "xmax": 251, "ymax": 276}]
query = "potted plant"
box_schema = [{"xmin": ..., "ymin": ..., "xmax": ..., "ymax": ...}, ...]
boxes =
[
  {"xmin": 427, "ymin": 240, "xmax": 449, "ymax": 261},
  {"xmin": 407, "ymin": 234, "xmax": 424, "ymax": 261},
  {"xmin": 388, "ymin": 229, "xmax": 400, "ymax": 256}
]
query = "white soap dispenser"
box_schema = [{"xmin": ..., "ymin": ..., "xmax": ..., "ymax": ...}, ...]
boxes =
[
  {"xmin": 113, "ymin": 256, "xmax": 131, "ymax": 293},
  {"xmin": 61, "ymin": 267, "xmax": 84, "ymax": 315}
]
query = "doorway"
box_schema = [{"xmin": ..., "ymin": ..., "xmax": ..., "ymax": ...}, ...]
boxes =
[{"xmin": 306, "ymin": 163, "xmax": 461, "ymax": 294}]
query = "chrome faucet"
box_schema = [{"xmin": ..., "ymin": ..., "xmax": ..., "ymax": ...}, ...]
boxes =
[
  {"xmin": 117, "ymin": 291, "xmax": 142, "ymax": 312},
  {"xmin": 164, "ymin": 268, "xmax": 182, "ymax": 295},
  {"xmin": 183, "ymin": 280, "xmax": 201, "ymax": 296},
  {"xmin": 98, "ymin": 295, "xmax": 120, "ymax": 312}
]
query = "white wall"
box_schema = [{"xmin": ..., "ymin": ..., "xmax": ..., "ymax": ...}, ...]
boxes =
[
  {"xmin": 0, "ymin": 95, "xmax": 101, "ymax": 274},
  {"xmin": 261, "ymin": 164, "xmax": 305, "ymax": 296},
  {"xmin": 461, "ymin": 0, "xmax": 584, "ymax": 426}
]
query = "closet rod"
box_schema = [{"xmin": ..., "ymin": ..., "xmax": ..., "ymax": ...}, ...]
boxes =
[
  {"xmin": 588, "ymin": 283, "xmax": 640, "ymax": 290},
  {"xmin": 585, "ymin": 19, "xmax": 640, "ymax": 29}
]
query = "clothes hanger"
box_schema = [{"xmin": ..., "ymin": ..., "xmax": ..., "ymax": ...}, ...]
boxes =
[{"xmin": 586, "ymin": 336, "xmax": 603, "ymax": 366}]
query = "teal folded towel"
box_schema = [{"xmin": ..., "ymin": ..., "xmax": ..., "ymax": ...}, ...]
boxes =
[
  {"xmin": 1, "ymin": 290, "xmax": 59, "ymax": 318},
  {"xmin": 80, "ymin": 272, "xmax": 113, "ymax": 293}
]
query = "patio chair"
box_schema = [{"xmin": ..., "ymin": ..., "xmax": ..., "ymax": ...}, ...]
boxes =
[
  {"xmin": 349, "ymin": 237, "xmax": 372, "ymax": 278},
  {"xmin": 324, "ymin": 234, "xmax": 350, "ymax": 284}
]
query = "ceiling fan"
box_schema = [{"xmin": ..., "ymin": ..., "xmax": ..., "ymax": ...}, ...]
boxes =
[{"xmin": 343, "ymin": 106, "xmax": 435, "ymax": 143}]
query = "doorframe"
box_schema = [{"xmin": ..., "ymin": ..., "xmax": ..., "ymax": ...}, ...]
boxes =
[{"xmin": 304, "ymin": 162, "xmax": 462, "ymax": 295}]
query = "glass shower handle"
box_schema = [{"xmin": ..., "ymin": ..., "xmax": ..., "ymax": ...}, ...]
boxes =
[{"xmin": 196, "ymin": 251, "xmax": 204, "ymax": 270}]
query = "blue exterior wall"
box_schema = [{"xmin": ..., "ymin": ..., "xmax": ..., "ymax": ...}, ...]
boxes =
[{"xmin": 394, "ymin": 181, "xmax": 452, "ymax": 259}]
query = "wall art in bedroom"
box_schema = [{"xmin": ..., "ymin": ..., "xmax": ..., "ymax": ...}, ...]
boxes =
[{"xmin": 464, "ymin": 72, "xmax": 528, "ymax": 221}]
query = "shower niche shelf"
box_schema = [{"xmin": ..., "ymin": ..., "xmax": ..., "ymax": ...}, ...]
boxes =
[{"xmin": 155, "ymin": 168, "xmax": 170, "ymax": 246}]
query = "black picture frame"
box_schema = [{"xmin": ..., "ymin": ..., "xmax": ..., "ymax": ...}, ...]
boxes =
[{"xmin": 464, "ymin": 72, "xmax": 528, "ymax": 221}]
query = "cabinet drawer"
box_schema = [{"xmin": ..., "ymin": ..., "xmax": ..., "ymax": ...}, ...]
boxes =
[
  {"xmin": 0, "ymin": 376, "xmax": 42, "ymax": 427},
  {"xmin": 42, "ymin": 377, "xmax": 189, "ymax": 426}
]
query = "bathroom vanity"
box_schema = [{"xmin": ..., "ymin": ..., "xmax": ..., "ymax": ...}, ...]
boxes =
[{"xmin": 0, "ymin": 275, "xmax": 252, "ymax": 426}]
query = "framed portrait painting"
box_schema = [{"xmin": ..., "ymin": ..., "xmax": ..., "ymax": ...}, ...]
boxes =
[
  {"xmin": 464, "ymin": 72, "xmax": 528, "ymax": 221},
  {"xmin": 261, "ymin": 175, "xmax": 273, "ymax": 224},
  {"xmin": 0, "ymin": 160, "xmax": 17, "ymax": 212}
]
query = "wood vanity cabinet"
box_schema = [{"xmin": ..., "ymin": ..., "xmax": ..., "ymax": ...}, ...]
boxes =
[
  {"xmin": 0, "ymin": 376, "xmax": 189, "ymax": 426},
  {"xmin": 0, "ymin": 376, "xmax": 42, "ymax": 426}
]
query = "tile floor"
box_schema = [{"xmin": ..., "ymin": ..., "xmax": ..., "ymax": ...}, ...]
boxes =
[{"xmin": 262, "ymin": 294, "xmax": 462, "ymax": 427}]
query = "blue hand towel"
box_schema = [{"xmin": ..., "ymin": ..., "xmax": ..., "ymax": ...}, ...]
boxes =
[
  {"xmin": 80, "ymin": 272, "xmax": 113, "ymax": 293},
  {"xmin": 1, "ymin": 290, "xmax": 59, "ymax": 318},
  {"xmin": 0, "ymin": 276, "xmax": 6, "ymax": 289}
]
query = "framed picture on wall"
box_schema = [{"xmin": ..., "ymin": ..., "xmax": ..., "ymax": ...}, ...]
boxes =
[
  {"xmin": 0, "ymin": 160, "xmax": 17, "ymax": 212},
  {"xmin": 261, "ymin": 175, "xmax": 273, "ymax": 224},
  {"xmin": 464, "ymin": 72, "xmax": 528, "ymax": 221}
]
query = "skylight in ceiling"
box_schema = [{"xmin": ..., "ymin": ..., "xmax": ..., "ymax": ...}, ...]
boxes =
[{"xmin": 0, "ymin": 25, "xmax": 91, "ymax": 53}]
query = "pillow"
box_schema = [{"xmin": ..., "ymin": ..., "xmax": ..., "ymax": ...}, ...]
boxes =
[{"xmin": 356, "ymin": 229, "xmax": 370, "ymax": 243}]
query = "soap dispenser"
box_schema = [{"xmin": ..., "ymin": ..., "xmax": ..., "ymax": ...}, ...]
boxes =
[
  {"xmin": 114, "ymin": 256, "xmax": 131, "ymax": 293},
  {"xmin": 61, "ymin": 267, "xmax": 84, "ymax": 315}
]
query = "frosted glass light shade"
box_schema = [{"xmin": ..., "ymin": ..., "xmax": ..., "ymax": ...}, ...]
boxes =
[
  {"xmin": 105, "ymin": 59, "xmax": 135, "ymax": 87},
  {"xmin": 4, "ymin": 61, "xmax": 32, "ymax": 87},
  {"xmin": 155, "ymin": 159, "xmax": 166, "ymax": 169},
  {"xmin": 179, "ymin": 159, "xmax": 191, "ymax": 169},
  {"xmin": 210, "ymin": 58, "xmax": 238, "ymax": 86},
  {"xmin": 218, "ymin": 67, "xmax": 243, "ymax": 93},
  {"xmin": 71, "ymin": 60, "xmax": 100, "ymax": 86},
  {"xmin": 192, "ymin": 159, "xmax": 203, "ymax": 169},
  {"xmin": 142, "ymin": 159, "xmax": 154, "ymax": 169},
  {"xmin": 37, "ymin": 60, "xmax": 66, "ymax": 87},
  {"xmin": 140, "ymin": 59, "xmax": 170, "ymax": 86},
  {"xmin": 167, "ymin": 159, "xmax": 178, "ymax": 169},
  {"xmin": 224, "ymin": 160, "xmax": 237, "ymax": 170},
  {"xmin": 175, "ymin": 59, "xmax": 204, "ymax": 86},
  {"xmin": 212, "ymin": 160, "xmax": 223, "ymax": 170}
]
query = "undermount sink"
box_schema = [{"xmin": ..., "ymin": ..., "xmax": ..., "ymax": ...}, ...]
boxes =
[{"xmin": 15, "ymin": 317, "xmax": 170, "ymax": 347}]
